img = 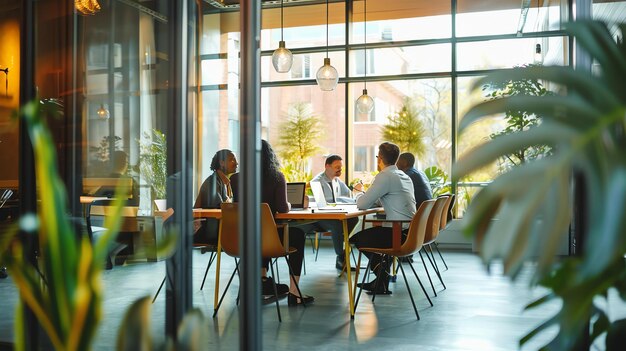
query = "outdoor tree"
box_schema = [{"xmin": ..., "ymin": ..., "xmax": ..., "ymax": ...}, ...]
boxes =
[
  {"xmin": 276, "ymin": 102, "xmax": 323, "ymax": 182},
  {"xmin": 381, "ymin": 98, "xmax": 426, "ymax": 157},
  {"xmin": 412, "ymin": 80, "xmax": 452, "ymax": 169}
]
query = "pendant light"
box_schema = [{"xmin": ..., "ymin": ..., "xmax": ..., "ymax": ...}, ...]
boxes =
[
  {"xmin": 316, "ymin": 0, "xmax": 339, "ymax": 91},
  {"xmin": 272, "ymin": 0, "xmax": 293, "ymax": 72},
  {"xmin": 75, "ymin": 0, "xmax": 101, "ymax": 15},
  {"xmin": 356, "ymin": 0, "xmax": 374, "ymax": 114},
  {"xmin": 97, "ymin": 104, "xmax": 110, "ymax": 120}
]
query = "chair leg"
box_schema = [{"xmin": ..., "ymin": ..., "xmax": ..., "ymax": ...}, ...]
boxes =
[
  {"xmin": 419, "ymin": 250, "xmax": 437, "ymax": 297},
  {"xmin": 152, "ymin": 276, "xmax": 167, "ymax": 303},
  {"xmin": 407, "ymin": 260, "xmax": 433, "ymax": 307},
  {"xmin": 352, "ymin": 251, "xmax": 363, "ymax": 300},
  {"xmin": 200, "ymin": 252, "xmax": 216, "ymax": 291},
  {"xmin": 213, "ymin": 258, "xmax": 240, "ymax": 318},
  {"xmin": 434, "ymin": 242, "xmax": 448, "ymax": 271},
  {"xmin": 269, "ymin": 260, "xmax": 282, "ymax": 322},
  {"xmin": 270, "ymin": 258, "xmax": 280, "ymax": 283},
  {"xmin": 314, "ymin": 232, "xmax": 320, "ymax": 262},
  {"xmin": 425, "ymin": 245, "xmax": 446, "ymax": 290},
  {"xmin": 398, "ymin": 262, "xmax": 420, "ymax": 320},
  {"xmin": 283, "ymin": 256, "xmax": 306, "ymax": 308},
  {"xmin": 354, "ymin": 259, "xmax": 371, "ymax": 312}
]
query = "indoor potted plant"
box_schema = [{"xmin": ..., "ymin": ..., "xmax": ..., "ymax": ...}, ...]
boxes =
[
  {"xmin": 454, "ymin": 20, "xmax": 626, "ymax": 350},
  {"xmin": 139, "ymin": 129, "xmax": 167, "ymax": 211}
]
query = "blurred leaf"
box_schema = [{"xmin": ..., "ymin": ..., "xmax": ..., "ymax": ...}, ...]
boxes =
[
  {"xmin": 174, "ymin": 309, "xmax": 209, "ymax": 351},
  {"xmin": 606, "ymin": 318, "xmax": 626, "ymax": 351},
  {"xmin": 456, "ymin": 20, "xmax": 626, "ymax": 349},
  {"xmin": 116, "ymin": 296, "xmax": 153, "ymax": 351}
]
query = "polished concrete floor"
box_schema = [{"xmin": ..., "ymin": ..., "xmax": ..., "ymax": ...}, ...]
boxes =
[{"xmin": 0, "ymin": 241, "xmax": 561, "ymax": 350}]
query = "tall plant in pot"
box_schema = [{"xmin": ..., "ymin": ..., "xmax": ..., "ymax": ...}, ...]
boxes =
[
  {"xmin": 454, "ymin": 20, "xmax": 626, "ymax": 350},
  {"xmin": 139, "ymin": 129, "xmax": 167, "ymax": 208}
]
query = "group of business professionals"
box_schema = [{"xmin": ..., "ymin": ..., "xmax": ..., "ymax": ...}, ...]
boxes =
[{"xmin": 193, "ymin": 140, "xmax": 433, "ymax": 304}]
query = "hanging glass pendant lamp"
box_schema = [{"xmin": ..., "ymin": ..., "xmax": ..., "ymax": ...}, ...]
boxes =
[
  {"xmin": 272, "ymin": 0, "xmax": 293, "ymax": 72},
  {"xmin": 356, "ymin": 0, "xmax": 374, "ymax": 113},
  {"xmin": 316, "ymin": 0, "xmax": 339, "ymax": 91}
]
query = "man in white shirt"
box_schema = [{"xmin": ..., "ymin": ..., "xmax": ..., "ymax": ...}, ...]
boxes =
[
  {"xmin": 351, "ymin": 142, "xmax": 416, "ymax": 294},
  {"xmin": 302, "ymin": 155, "xmax": 359, "ymax": 270}
]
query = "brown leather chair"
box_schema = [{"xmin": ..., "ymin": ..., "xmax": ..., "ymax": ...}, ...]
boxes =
[
  {"xmin": 213, "ymin": 202, "xmax": 305, "ymax": 322},
  {"xmin": 354, "ymin": 199, "xmax": 436, "ymax": 320},
  {"xmin": 419, "ymin": 195, "xmax": 449, "ymax": 296},
  {"xmin": 432, "ymin": 194, "xmax": 455, "ymax": 271}
]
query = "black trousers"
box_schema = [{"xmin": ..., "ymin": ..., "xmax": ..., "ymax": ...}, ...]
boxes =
[{"xmin": 262, "ymin": 226, "xmax": 305, "ymax": 276}]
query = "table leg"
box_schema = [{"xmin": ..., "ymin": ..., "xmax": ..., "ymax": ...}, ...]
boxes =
[
  {"xmin": 213, "ymin": 222, "xmax": 223, "ymax": 313},
  {"xmin": 343, "ymin": 219, "xmax": 355, "ymax": 319}
]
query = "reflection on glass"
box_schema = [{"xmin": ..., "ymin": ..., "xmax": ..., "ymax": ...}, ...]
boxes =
[{"xmin": 350, "ymin": 44, "xmax": 451, "ymax": 77}]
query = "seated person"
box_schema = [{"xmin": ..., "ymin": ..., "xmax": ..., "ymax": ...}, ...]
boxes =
[
  {"xmin": 193, "ymin": 149, "xmax": 238, "ymax": 245},
  {"xmin": 396, "ymin": 152, "xmax": 433, "ymax": 207},
  {"xmin": 231, "ymin": 140, "xmax": 314, "ymax": 305},
  {"xmin": 350, "ymin": 142, "xmax": 416, "ymax": 294},
  {"xmin": 299, "ymin": 154, "xmax": 359, "ymax": 270}
]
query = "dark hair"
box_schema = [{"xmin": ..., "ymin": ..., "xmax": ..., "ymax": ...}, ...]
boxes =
[
  {"xmin": 261, "ymin": 140, "xmax": 281, "ymax": 181},
  {"xmin": 379, "ymin": 142, "xmax": 400, "ymax": 166},
  {"xmin": 325, "ymin": 154, "xmax": 342, "ymax": 165},
  {"xmin": 210, "ymin": 149, "xmax": 233, "ymax": 172},
  {"xmin": 398, "ymin": 152, "xmax": 415, "ymax": 168},
  {"xmin": 112, "ymin": 150, "xmax": 128, "ymax": 172}
]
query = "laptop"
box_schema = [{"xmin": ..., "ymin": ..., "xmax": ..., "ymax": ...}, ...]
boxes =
[
  {"xmin": 286, "ymin": 182, "xmax": 307, "ymax": 210},
  {"xmin": 310, "ymin": 181, "xmax": 355, "ymax": 211}
]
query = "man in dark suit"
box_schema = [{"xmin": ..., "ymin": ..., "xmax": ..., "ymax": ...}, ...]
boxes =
[{"xmin": 396, "ymin": 152, "xmax": 433, "ymax": 208}]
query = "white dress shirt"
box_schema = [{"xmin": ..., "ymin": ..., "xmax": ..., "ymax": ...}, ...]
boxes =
[{"xmin": 355, "ymin": 165, "xmax": 416, "ymax": 222}]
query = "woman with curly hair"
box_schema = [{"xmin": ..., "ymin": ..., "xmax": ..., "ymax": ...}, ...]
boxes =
[{"xmin": 231, "ymin": 140, "xmax": 313, "ymax": 306}]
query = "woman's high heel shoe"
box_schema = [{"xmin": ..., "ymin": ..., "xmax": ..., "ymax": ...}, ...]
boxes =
[{"xmin": 287, "ymin": 293, "xmax": 315, "ymax": 306}]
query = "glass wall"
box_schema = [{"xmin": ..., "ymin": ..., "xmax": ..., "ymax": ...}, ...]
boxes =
[
  {"xmin": 0, "ymin": 1, "xmax": 199, "ymax": 348},
  {"xmin": 198, "ymin": 0, "xmax": 569, "ymax": 217}
]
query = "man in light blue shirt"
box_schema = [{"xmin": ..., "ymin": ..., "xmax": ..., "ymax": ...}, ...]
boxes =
[
  {"xmin": 301, "ymin": 155, "xmax": 359, "ymax": 269},
  {"xmin": 351, "ymin": 142, "xmax": 416, "ymax": 294}
]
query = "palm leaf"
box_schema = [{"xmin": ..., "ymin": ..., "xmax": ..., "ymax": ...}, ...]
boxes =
[{"xmin": 456, "ymin": 20, "xmax": 626, "ymax": 349}]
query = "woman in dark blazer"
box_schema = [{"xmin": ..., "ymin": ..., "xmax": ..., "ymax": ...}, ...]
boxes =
[{"xmin": 231, "ymin": 140, "xmax": 313, "ymax": 306}]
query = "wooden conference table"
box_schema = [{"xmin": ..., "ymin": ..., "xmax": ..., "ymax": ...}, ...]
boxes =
[{"xmin": 193, "ymin": 205, "xmax": 382, "ymax": 319}]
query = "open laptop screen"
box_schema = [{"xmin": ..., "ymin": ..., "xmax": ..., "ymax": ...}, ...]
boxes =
[{"xmin": 286, "ymin": 182, "xmax": 306, "ymax": 209}]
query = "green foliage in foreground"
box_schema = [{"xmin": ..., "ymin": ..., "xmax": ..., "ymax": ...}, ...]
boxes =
[
  {"xmin": 0, "ymin": 99, "xmax": 126, "ymax": 351},
  {"xmin": 454, "ymin": 20, "xmax": 626, "ymax": 350},
  {"xmin": 0, "ymin": 100, "xmax": 202, "ymax": 350}
]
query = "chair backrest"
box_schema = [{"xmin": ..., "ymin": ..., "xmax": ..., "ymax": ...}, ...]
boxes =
[
  {"xmin": 439, "ymin": 194, "xmax": 455, "ymax": 230},
  {"xmin": 399, "ymin": 199, "xmax": 436, "ymax": 257},
  {"xmin": 219, "ymin": 202, "xmax": 240, "ymax": 256},
  {"xmin": 219, "ymin": 202, "xmax": 287, "ymax": 258},
  {"xmin": 423, "ymin": 195, "xmax": 448, "ymax": 244}
]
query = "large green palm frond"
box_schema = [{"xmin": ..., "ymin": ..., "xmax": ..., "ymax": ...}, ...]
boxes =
[{"xmin": 454, "ymin": 20, "xmax": 626, "ymax": 350}]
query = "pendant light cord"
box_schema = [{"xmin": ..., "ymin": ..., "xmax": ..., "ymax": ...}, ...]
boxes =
[
  {"xmin": 364, "ymin": 0, "xmax": 367, "ymax": 89},
  {"xmin": 326, "ymin": 0, "xmax": 329, "ymax": 58},
  {"xmin": 281, "ymin": 0, "xmax": 284, "ymax": 41}
]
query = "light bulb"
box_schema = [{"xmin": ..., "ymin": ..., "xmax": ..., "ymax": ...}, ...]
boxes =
[
  {"xmin": 97, "ymin": 104, "xmax": 110, "ymax": 120},
  {"xmin": 316, "ymin": 57, "xmax": 339, "ymax": 91},
  {"xmin": 272, "ymin": 41, "xmax": 293, "ymax": 73},
  {"xmin": 356, "ymin": 89, "xmax": 374, "ymax": 114}
]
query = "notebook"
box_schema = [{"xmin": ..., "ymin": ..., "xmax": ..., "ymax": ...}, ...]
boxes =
[
  {"xmin": 310, "ymin": 181, "xmax": 355, "ymax": 212},
  {"xmin": 286, "ymin": 182, "xmax": 307, "ymax": 210}
]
